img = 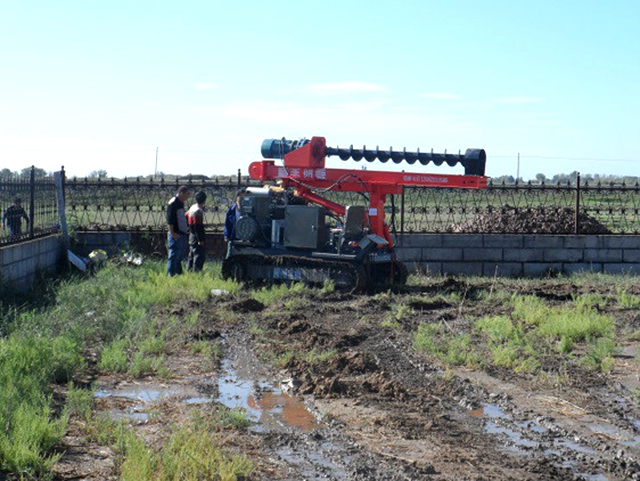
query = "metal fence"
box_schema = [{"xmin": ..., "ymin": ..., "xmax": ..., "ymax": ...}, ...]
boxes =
[
  {"xmin": 65, "ymin": 172, "xmax": 262, "ymax": 232},
  {"xmin": 64, "ymin": 172, "xmax": 640, "ymax": 235},
  {"xmin": 0, "ymin": 167, "xmax": 60, "ymax": 246}
]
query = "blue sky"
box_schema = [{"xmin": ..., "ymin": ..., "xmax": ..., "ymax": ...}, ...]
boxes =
[{"xmin": 1, "ymin": 0, "xmax": 638, "ymax": 179}]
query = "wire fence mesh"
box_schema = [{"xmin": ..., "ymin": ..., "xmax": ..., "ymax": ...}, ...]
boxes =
[
  {"xmin": 63, "ymin": 174, "xmax": 640, "ymax": 235},
  {"xmin": 2, "ymin": 169, "xmax": 638, "ymax": 246},
  {"xmin": 0, "ymin": 168, "xmax": 60, "ymax": 246}
]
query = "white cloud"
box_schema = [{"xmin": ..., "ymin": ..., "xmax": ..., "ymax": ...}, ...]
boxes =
[
  {"xmin": 420, "ymin": 92, "xmax": 461, "ymax": 100},
  {"xmin": 493, "ymin": 97, "xmax": 544, "ymax": 104},
  {"xmin": 195, "ymin": 83, "xmax": 219, "ymax": 91},
  {"xmin": 307, "ymin": 82, "xmax": 385, "ymax": 93}
]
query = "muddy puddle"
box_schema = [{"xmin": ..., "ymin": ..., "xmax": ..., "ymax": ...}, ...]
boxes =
[
  {"xmin": 217, "ymin": 355, "xmax": 323, "ymax": 433},
  {"xmin": 94, "ymin": 381, "xmax": 210, "ymax": 421},
  {"xmin": 217, "ymin": 332, "xmax": 408, "ymax": 480}
]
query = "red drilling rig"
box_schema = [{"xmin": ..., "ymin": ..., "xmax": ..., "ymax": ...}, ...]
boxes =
[{"xmin": 222, "ymin": 136, "xmax": 487, "ymax": 291}]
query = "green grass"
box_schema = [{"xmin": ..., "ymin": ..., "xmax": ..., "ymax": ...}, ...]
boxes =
[
  {"xmin": 614, "ymin": 287, "xmax": 640, "ymax": 309},
  {"xmin": 573, "ymin": 293, "xmax": 607, "ymax": 311},
  {"xmin": 581, "ymin": 338, "xmax": 616, "ymax": 372},
  {"xmin": 0, "ymin": 334, "xmax": 83, "ymax": 477},
  {"xmin": 303, "ymin": 348, "xmax": 338, "ymax": 365},
  {"xmin": 413, "ymin": 323, "xmax": 480, "ymax": 366},
  {"xmin": 191, "ymin": 340, "xmax": 220, "ymax": 363},
  {"xmin": 214, "ymin": 407, "xmax": 252, "ymax": 430},
  {"xmin": 414, "ymin": 293, "xmax": 617, "ymax": 375},
  {"xmin": 65, "ymin": 383, "xmax": 95, "ymax": 418},
  {"xmin": 251, "ymin": 282, "xmax": 309, "ymax": 305},
  {"xmin": 0, "ymin": 261, "xmax": 240, "ymax": 478},
  {"xmin": 120, "ymin": 420, "xmax": 253, "ymax": 481},
  {"xmin": 98, "ymin": 338, "xmax": 129, "ymax": 372}
]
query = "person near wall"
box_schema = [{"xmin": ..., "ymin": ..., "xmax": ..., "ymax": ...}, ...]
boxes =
[
  {"xmin": 166, "ymin": 186, "xmax": 191, "ymax": 276},
  {"xmin": 2, "ymin": 197, "xmax": 29, "ymax": 237},
  {"xmin": 186, "ymin": 190, "xmax": 207, "ymax": 272},
  {"xmin": 224, "ymin": 188, "xmax": 245, "ymax": 244}
]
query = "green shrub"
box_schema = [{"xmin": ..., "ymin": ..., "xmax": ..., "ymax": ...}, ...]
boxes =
[
  {"xmin": 119, "ymin": 422, "xmax": 253, "ymax": 481},
  {"xmin": 214, "ymin": 407, "xmax": 252, "ymax": 430},
  {"xmin": 98, "ymin": 338, "xmax": 129, "ymax": 373},
  {"xmin": 414, "ymin": 323, "xmax": 479, "ymax": 366},
  {"xmin": 581, "ymin": 338, "xmax": 616, "ymax": 372},
  {"xmin": 66, "ymin": 382, "xmax": 94, "ymax": 418},
  {"xmin": 614, "ymin": 287, "xmax": 640, "ymax": 309},
  {"xmin": 128, "ymin": 352, "xmax": 166, "ymax": 378}
]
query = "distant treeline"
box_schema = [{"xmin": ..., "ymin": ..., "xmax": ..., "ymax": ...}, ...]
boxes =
[
  {"xmin": 1, "ymin": 167, "xmax": 638, "ymax": 186},
  {"xmin": 491, "ymin": 171, "xmax": 639, "ymax": 186}
]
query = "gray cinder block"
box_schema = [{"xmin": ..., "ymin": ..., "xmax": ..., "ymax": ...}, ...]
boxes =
[
  {"xmin": 524, "ymin": 236, "xmax": 564, "ymax": 249},
  {"xmin": 523, "ymin": 263, "xmax": 563, "ymax": 277},
  {"xmin": 584, "ymin": 249, "xmax": 623, "ymax": 263},
  {"xmin": 422, "ymin": 248, "xmax": 464, "ymax": 262},
  {"xmin": 442, "ymin": 262, "xmax": 483, "ymax": 276},
  {"xmin": 544, "ymin": 249, "xmax": 583, "ymax": 262},
  {"xmin": 483, "ymin": 235, "xmax": 523, "ymax": 248},
  {"xmin": 463, "ymin": 248, "xmax": 503, "ymax": 262},
  {"xmin": 483, "ymin": 262, "xmax": 523, "ymax": 277}
]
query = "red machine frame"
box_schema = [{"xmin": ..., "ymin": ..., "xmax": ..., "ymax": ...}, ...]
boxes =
[{"xmin": 249, "ymin": 136, "xmax": 488, "ymax": 247}]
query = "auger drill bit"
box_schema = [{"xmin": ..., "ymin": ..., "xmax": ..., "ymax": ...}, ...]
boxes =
[{"xmin": 261, "ymin": 137, "xmax": 486, "ymax": 176}]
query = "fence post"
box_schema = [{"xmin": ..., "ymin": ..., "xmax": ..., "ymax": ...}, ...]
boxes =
[
  {"xmin": 574, "ymin": 172, "xmax": 581, "ymax": 235},
  {"xmin": 54, "ymin": 170, "xmax": 69, "ymax": 251},
  {"xmin": 29, "ymin": 165, "xmax": 35, "ymax": 239},
  {"xmin": 61, "ymin": 165, "xmax": 66, "ymax": 203}
]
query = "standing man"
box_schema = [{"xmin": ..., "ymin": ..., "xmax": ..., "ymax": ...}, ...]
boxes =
[
  {"xmin": 224, "ymin": 188, "xmax": 245, "ymax": 243},
  {"xmin": 2, "ymin": 197, "xmax": 29, "ymax": 237},
  {"xmin": 166, "ymin": 186, "xmax": 191, "ymax": 276},
  {"xmin": 186, "ymin": 190, "xmax": 207, "ymax": 272}
]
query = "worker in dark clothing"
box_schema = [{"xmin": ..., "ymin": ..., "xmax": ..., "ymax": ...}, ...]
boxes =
[
  {"xmin": 166, "ymin": 186, "xmax": 191, "ymax": 276},
  {"xmin": 224, "ymin": 188, "xmax": 245, "ymax": 242},
  {"xmin": 2, "ymin": 197, "xmax": 29, "ymax": 237},
  {"xmin": 186, "ymin": 190, "xmax": 207, "ymax": 272}
]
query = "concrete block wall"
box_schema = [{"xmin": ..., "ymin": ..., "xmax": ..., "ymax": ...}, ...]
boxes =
[
  {"xmin": 0, "ymin": 235, "xmax": 63, "ymax": 291},
  {"xmin": 70, "ymin": 231, "xmax": 640, "ymax": 278},
  {"xmin": 395, "ymin": 234, "xmax": 640, "ymax": 277}
]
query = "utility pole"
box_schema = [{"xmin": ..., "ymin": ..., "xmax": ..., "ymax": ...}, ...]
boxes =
[
  {"xmin": 516, "ymin": 153, "xmax": 520, "ymax": 182},
  {"xmin": 154, "ymin": 147, "xmax": 158, "ymax": 177}
]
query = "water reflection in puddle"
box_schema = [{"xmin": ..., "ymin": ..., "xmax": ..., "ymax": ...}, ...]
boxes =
[
  {"xmin": 485, "ymin": 421, "xmax": 538, "ymax": 451},
  {"xmin": 95, "ymin": 385, "xmax": 183, "ymax": 403},
  {"xmin": 217, "ymin": 359, "xmax": 323, "ymax": 432},
  {"xmin": 469, "ymin": 403, "xmax": 508, "ymax": 419}
]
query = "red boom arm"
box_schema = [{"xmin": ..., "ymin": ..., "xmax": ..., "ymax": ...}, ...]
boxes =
[{"xmin": 248, "ymin": 136, "xmax": 488, "ymax": 246}]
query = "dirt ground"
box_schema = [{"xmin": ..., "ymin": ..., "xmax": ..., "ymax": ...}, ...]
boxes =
[{"xmin": 51, "ymin": 276, "xmax": 640, "ymax": 481}]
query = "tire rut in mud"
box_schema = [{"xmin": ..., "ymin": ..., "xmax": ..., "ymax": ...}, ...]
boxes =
[{"xmin": 250, "ymin": 292, "xmax": 640, "ymax": 480}]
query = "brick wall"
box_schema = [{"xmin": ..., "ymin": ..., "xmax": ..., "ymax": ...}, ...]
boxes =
[
  {"xmin": 0, "ymin": 235, "xmax": 63, "ymax": 291},
  {"xmin": 395, "ymin": 234, "xmax": 640, "ymax": 277}
]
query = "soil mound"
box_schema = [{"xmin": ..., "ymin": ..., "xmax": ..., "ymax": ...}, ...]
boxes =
[{"xmin": 447, "ymin": 205, "xmax": 611, "ymax": 234}]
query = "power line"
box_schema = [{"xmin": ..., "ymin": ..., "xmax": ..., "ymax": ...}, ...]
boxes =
[{"xmin": 491, "ymin": 154, "xmax": 638, "ymax": 163}]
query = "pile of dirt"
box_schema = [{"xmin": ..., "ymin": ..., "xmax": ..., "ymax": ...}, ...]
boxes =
[{"xmin": 447, "ymin": 205, "xmax": 611, "ymax": 234}]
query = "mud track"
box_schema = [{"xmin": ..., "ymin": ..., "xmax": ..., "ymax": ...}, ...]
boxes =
[{"xmin": 51, "ymin": 277, "xmax": 640, "ymax": 480}]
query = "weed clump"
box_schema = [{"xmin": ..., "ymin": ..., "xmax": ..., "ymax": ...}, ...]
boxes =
[
  {"xmin": 119, "ymin": 420, "xmax": 253, "ymax": 481},
  {"xmin": 251, "ymin": 282, "xmax": 309, "ymax": 305},
  {"xmin": 414, "ymin": 323, "xmax": 479, "ymax": 366},
  {"xmin": 414, "ymin": 293, "xmax": 617, "ymax": 374}
]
